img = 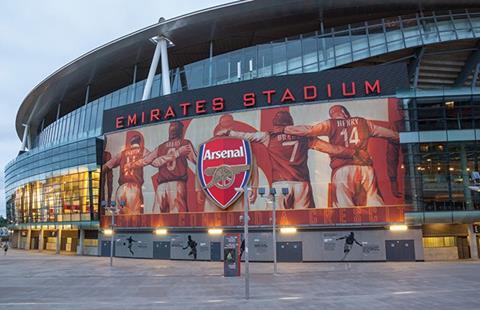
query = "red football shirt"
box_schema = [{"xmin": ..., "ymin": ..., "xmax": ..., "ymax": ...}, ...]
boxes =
[
  {"xmin": 118, "ymin": 147, "xmax": 144, "ymax": 186},
  {"xmin": 155, "ymin": 139, "xmax": 193, "ymax": 183},
  {"xmin": 328, "ymin": 117, "xmax": 371, "ymax": 171},
  {"xmin": 268, "ymin": 133, "xmax": 311, "ymax": 182}
]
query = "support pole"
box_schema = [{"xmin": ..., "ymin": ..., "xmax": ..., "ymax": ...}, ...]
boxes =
[
  {"xmin": 271, "ymin": 192, "xmax": 277, "ymax": 274},
  {"xmin": 110, "ymin": 214, "xmax": 115, "ymax": 267},
  {"xmin": 130, "ymin": 64, "xmax": 138, "ymax": 102},
  {"xmin": 142, "ymin": 38, "xmax": 162, "ymax": 101},
  {"xmin": 243, "ymin": 187, "xmax": 250, "ymax": 299},
  {"xmin": 159, "ymin": 37, "xmax": 171, "ymax": 95},
  {"xmin": 20, "ymin": 124, "xmax": 29, "ymax": 152}
]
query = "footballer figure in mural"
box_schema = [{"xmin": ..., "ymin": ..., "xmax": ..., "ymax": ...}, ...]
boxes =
[
  {"xmin": 218, "ymin": 110, "xmax": 368, "ymax": 209},
  {"xmin": 139, "ymin": 121, "xmax": 196, "ymax": 213},
  {"xmin": 103, "ymin": 131, "xmax": 148, "ymax": 214},
  {"xmin": 284, "ymin": 105, "xmax": 401, "ymax": 208}
]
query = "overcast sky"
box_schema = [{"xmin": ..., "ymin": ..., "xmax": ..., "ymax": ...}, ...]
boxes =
[{"xmin": 0, "ymin": 0, "xmax": 231, "ymax": 216}]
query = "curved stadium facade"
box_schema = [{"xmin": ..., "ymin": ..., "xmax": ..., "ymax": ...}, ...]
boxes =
[{"xmin": 5, "ymin": 0, "xmax": 480, "ymax": 261}]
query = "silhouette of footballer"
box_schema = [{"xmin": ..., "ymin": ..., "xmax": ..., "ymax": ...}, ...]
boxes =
[
  {"xmin": 125, "ymin": 236, "xmax": 137, "ymax": 256},
  {"xmin": 240, "ymin": 239, "xmax": 245, "ymax": 258},
  {"xmin": 337, "ymin": 232, "xmax": 363, "ymax": 261},
  {"xmin": 183, "ymin": 235, "xmax": 198, "ymax": 260}
]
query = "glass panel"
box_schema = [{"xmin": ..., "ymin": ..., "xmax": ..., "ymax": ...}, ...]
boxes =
[
  {"xmin": 272, "ymin": 40, "xmax": 287, "ymax": 75},
  {"xmin": 286, "ymin": 38, "xmax": 302, "ymax": 74},
  {"xmin": 257, "ymin": 43, "xmax": 272, "ymax": 78},
  {"xmin": 243, "ymin": 46, "xmax": 257, "ymax": 80},
  {"xmin": 89, "ymin": 101, "xmax": 99, "ymax": 136},
  {"xmin": 302, "ymin": 34, "xmax": 318, "ymax": 73},
  {"xmin": 214, "ymin": 54, "xmax": 229, "ymax": 85}
]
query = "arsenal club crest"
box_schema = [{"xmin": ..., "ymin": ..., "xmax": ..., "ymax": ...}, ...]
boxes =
[{"xmin": 197, "ymin": 138, "xmax": 252, "ymax": 210}]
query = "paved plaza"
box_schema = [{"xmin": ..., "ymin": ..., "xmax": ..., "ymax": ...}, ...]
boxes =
[{"xmin": 0, "ymin": 250, "xmax": 479, "ymax": 309}]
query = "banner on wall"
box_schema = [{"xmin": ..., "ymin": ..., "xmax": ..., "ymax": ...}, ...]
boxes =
[{"xmin": 101, "ymin": 64, "xmax": 408, "ymax": 227}]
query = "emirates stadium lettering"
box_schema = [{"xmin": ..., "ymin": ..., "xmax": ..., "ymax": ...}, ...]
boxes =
[
  {"xmin": 103, "ymin": 63, "xmax": 409, "ymax": 133},
  {"xmin": 115, "ymin": 81, "xmax": 379, "ymax": 129},
  {"xmin": 203, "ymin": 146, "xmax": 245, "ymax": 161}
]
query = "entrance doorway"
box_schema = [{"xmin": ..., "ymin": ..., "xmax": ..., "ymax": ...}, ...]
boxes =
[
  {"xmin": 385, "ymin": 240, "xmax": 415, "ymax": 261},
  {"xmin": 457, "ymin": 237, "xmax": 471, "ymax": 259}
]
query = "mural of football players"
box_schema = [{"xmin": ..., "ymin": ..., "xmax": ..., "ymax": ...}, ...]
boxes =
[
  {"xmin": 196, "ymin": 114, "xmax": 259, "ymax": 212},
  {"xmin": 101, "ymin": 137, "xmax": 113, "ymax": 208},
  {"xmin": 284, "ymin": 104, "xmax": 400, "ymax": 208},
  {"xmin": 218, "ymin": 110, "xmax": 365, "ymax": 209},
  {"xmin": 103, "ymin": 131, "xmax": 148, "ymax": 214},
  {"xmin": 140, "ymin": 121, "xmax": 196, "ymax": 213}
]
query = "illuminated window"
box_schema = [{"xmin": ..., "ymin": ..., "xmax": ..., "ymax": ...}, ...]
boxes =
[{"xmin": 423, "ymin": 237, "xmax": 456, "ymax": 248}]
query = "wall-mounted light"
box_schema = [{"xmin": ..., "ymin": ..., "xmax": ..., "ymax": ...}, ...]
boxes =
[
  {"xmin": 208, "ymin": 228, "xmax": 223, "ymax": 235},
  {"xmin": 155, "ymin": 228, "xmax": 168, "ymax": 235},
  {"xmin": 445, "ymin": 101, "xmax": 455, "ymax": 109},
  {"xmin": 103, "ymin": 229, "xmax": 113, "ymax": 236},
  {"xmin": 280, "ymin": 227, "xmax": 297, "ymax": 234},
  {"xmin": 389, "ymin": 225, "xmax": 408, "ymax": 231}
]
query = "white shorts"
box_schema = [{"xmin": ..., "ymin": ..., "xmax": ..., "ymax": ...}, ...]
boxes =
[
  {"xmin": 115, "ymin": 183, "xmax": 143, "ymax": 214},
  {"xmin": 153, "ymin": 181, "xmax": 187, "ymax": 213},
  {"xmin": 332, "ymin": 165, "xmax": 384, "ymax": 208},
  {"xmin": 272, "ymin": 181, "xmax": 315, "ymax": 209}
]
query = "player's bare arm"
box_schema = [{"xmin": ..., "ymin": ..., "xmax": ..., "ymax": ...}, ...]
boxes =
[
  {"xmin": 150, "ymin": 145, "xmax": 192, "ymax": 168},
  {"xmin": 185, "ymin": 141, "xmax": 197, "ymax": 165},
  {"xmin": 218, "ymin": 129, "xmax": 270, "ymax": 146},
  {"xmin": 103, "ymin": 153, "xmax": 121, "ymax": 171},
  {"xmin": 367, "ymin": 121, "xmax": 402, "ymax": 197},
  {"xmin": 367, "ymin": 121, "xmax": 399, "ymax": 142},
  {"xmin": 124, "ymin": 148, "xmax": 152, "ymax": 170},
  {"xmin": 284, "ymin": 120, "xmax": 331, "ymax": 137}
]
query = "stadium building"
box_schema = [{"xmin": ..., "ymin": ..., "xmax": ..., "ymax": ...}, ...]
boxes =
[{"xmin": 5, "ymin": 0, "xmax": 480, "ymax": 261}]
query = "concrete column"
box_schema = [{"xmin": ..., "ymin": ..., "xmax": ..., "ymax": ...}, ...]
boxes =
[
  {"xmin": 38, "ymin": 228, "xmax": 44, "ymax": 252},
  {"xmin": 25, "ymin": 229, "xmax": 31, "ymax": 250},
  {"xmin": 78, "ymin": 229, "xmax": 85, "ymax": 256},
  {"xmin": 467, "ymin": 224, "xmax": 479, "ymax": 259},
  {"xmin": 142, "ymin": 38, "xmax": 162, "ymax": 101},
  {"xmin": 56, "ymin": 228, "xmax": 62, "ymax": 254}
]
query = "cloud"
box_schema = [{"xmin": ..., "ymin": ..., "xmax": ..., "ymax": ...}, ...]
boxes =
[{"xmin": 0, "ymin": 0, "xmax": 230, "ymax": 216}]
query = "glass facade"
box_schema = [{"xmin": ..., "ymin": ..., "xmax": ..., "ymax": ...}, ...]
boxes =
[
  {"xmin": 4, "ymin": 138, "xmax": 102, "ymax": 226},
  {"xmin": 31, "ymin": 10, "xmax": 480, "ymax": 151},
  {"xmin": 400, "ymin": 96, "xmax": 480, "ymax": 212},
  {"xmin": 12, "ymin": 169, "xmax": 100, "ymax": 224}
]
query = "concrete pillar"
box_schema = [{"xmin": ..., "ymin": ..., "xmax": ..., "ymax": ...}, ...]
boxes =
[
  {"xmin": 38, "ymin": 228, "xmax": 44, "ymax": 252},
  {"xmin": 460, "ymin": 144, "xmax": 473, "ymax": 210},
  {"xmin": 16, "ymin": 231, "xmax": 21, "ymax": 249},
  {"xmin": 56, "ymin": 228, "xmax": 62, "ymax": 254},
  {"xmin": 25, "ymin": 229, "xmax": 31, "ymax": 250},
  {"xmin": 78, "ymin": 229, "xmax": 85, "ymax": 256},
  {"xmin": 467, "ymin": 224, "xmax": 479, "ymax": 259}
]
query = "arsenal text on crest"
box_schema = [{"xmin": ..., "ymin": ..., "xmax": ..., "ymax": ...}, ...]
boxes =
[{"xmin": 202, "ymin": 146, "xmax": 245, "ymax": 160}]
